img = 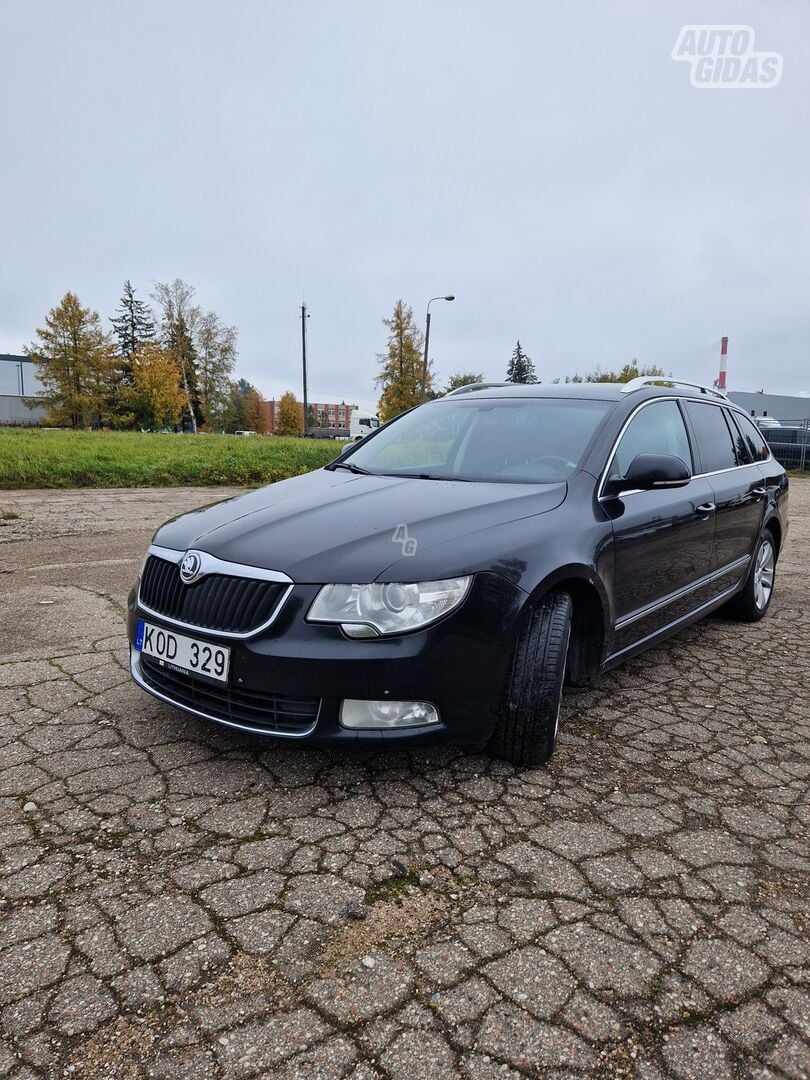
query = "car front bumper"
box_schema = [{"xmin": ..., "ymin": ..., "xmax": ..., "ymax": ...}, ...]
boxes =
[{"xmin": 127, "ymin": 572, "xmax": 525, "ymax": 748}]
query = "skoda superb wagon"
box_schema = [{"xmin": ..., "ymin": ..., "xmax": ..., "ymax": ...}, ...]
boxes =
[{"xmin": 128, "ymin": 377, "xmax": 787, "ymax": 765}]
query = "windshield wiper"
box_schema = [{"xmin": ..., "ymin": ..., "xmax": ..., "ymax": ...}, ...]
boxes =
[
  {"xmin": 327, "ymin": 461, "xmax": 372, "ymax": 475},
  {"xmin": 386, "ymin": 472, "xmax": 474, "ymax": 482}
]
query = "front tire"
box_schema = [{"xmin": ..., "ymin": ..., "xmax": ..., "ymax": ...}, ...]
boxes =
[
  {"xmin": 488, "ymin": 591, "xmax": 572, "ymax": 767},
  {"xmin": 724, "ymin": 529, "xmax": 777, "ymax": 622}
]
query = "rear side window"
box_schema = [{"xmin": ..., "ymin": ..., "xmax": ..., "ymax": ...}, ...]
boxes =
[
  {"xmin": 610, "ymin": 400, "xmax": 692, "ymax": 480},
  {"xmin": 686, "ymin": 402, "xmax": 739, "ymax": 472},
  {"xmin": 731, "ymin": 413, "xmax": 770, "ymax": 462}
]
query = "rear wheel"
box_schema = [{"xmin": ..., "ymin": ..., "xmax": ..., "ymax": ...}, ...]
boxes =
[
  {"xmin": 488, "ymin": 591, "xmax": 572, "ymax": 767},
  {"xmin": 724, "ymin": 529, "xmax": 777, "ymax": 622}
]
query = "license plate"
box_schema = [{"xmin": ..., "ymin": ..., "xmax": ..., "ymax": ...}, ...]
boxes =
[{"xmin": 135, "ymin": 620, "xmax": 231, "ymax": 683}]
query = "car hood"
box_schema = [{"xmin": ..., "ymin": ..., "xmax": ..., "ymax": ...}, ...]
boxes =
[{"xmin": 153, "ymin": 468, "xmax": 567, "ymax": 583}]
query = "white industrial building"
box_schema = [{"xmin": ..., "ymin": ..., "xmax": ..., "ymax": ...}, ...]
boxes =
[{"xmin": 0, "ymin": 354, "xmax": 47, "ymax": 425}]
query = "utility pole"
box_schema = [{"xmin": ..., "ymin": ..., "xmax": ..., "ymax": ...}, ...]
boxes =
[{"xmin": 301, "ymin": 303, "xmax": 309, "ymax": 435}]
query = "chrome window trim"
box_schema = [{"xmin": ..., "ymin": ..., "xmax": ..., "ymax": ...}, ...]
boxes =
[
  {"xmin": 130, "ymin": 650, "xmax": 319, "ymax": 738},
  {"xmin": 137, "ymin": 544, "xmax": 294, "ymax": 639},
  {"xmin": 614, "ymin": 553, "xmax": 750, "ymax": 631},
  {"xmin": 598, "ymin": 396, "xmax": 769, "ymax": 500}
]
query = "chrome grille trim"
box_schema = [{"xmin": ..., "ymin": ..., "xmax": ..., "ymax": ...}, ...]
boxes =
[{"xmin": 137, "ymin": 544, "xmax": 294, "ymax": 639}]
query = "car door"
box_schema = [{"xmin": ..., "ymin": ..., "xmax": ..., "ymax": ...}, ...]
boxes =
[
  {"xmin": 602, "ymin": 398, "xmax": 717, "ymax": 655},
  {"xmin": 684, "ymin": 401, "xmax": 767, "ymax": 591}
]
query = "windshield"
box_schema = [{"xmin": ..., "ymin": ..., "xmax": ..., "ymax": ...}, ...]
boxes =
[{"xmin": 340, "ymin": 397, "xmax": 612, "ymax": 483}]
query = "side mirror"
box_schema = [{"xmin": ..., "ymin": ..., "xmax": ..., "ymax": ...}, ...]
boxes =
[{"xmin": 606, "ymin": 453, "xmax": 691, "ymax": 496}]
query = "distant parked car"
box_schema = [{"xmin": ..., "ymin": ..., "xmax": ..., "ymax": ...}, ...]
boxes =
[
  {"xmin": 233, "ymin": 430, "xmax": 256, "ymax": 437},
  {"xmin": 129, "ymin": 378, "xmax": 788, "ymax": 766}
]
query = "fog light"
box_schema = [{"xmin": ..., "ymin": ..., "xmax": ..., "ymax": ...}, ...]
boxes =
[{"xmin": 340, "ymin": 699, "xmax": 440, "ymax": 729}]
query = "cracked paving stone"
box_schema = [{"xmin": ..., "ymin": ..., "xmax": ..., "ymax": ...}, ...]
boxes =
[
  {"xmin": 283, "ymin": 872, "xmax": 366, "ymax": 924},
  {"xmin": 0, "ymin": 934, "xmax": 70, "ymax": 1005},
  {"xmin": 483, "ymin": 945, "xmax": 575, "ymax": 1019},
  {"xmin": 47, "ymin": 973, "xmax": 117, "ymax": 1035},
  {"xmin": 115, "ymin": 895, "xmax": 212, "ymax": 961},
  {"xmin": 215, "ymin": 1006, "xmax": 331, "ymax": 1077},
  {"xmin": 544, "ymin": 919, "xmax": 662, "ymax": 995},
  {"xmin": 681, "ymin": 937, "xmax": 769, "ymax": 1002},
  {"xmin": 305, "ymin": 953, "xmax": 416, "ymax": 1024},
  {"xmin": 1, "ymin": 483, "xmax": 809, "ymax": 1078},
  {"xmin": 662, "ymin": 1023, "xmax": 734, "ymax": 1080},
  {"xmin": 381, "ymin": 1028, "xmax": 461, "ymax": 1078},
  {"xmin": 475, "ymin": 1001, "xmax": 597, "ymax": 1072}
]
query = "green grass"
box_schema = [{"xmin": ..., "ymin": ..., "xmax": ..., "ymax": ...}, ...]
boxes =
[{"xmin": 0, "ymin": 428, "xmax": 342, "ymax": 488}]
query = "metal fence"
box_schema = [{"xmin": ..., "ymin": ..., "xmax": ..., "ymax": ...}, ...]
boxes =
[{"xmin": 762, "ymin": 419, "xmax": 810, "ymax": 472}]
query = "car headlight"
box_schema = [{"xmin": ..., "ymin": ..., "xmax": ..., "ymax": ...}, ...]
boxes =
[{"xmin": 307, "ymin": 577, "xmax": 472, "ymax": 638}]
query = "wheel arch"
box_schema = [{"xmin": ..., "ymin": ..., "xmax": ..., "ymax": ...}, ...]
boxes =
[
  {"xmin": 763, "ymin": 514, "xmax": 782, "ymax": 556},
  {"xmin": 524, "ymin": 567, "xmax": 609, "ymax": 687}
]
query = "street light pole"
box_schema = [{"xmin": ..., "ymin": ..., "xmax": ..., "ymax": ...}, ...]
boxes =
[
  {"xmin": 420, "ymin": 295, "xmax": 455, "ymax": 403},
  {"xmin": 301, "ymin": 303, "xmax": 309, "ymax": 436}
]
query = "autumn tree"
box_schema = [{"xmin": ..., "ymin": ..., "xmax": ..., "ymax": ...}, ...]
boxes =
[
  {"xmin": 375, "ymin": 300, "xmax": 429, "ymax": 422},
  {"xmin": 151, "ymin": 279, "xmax": 203, "ymax": 432},
  {"xmin": 506, "ymin": 341, "xmax": 537, "ymax": 384},
  {"xmin": 129, "ymin": 343, "xmax": 185, "ymax": 429},
  {"xmin": 562, "ymin": 361, "xmax": 668, "ymax": 384},
  {"xmin": 276, "ymin": 390, "xmax": 303, "ymax": 436},
  {"xmin": 445, "ymin": 371, "xmax": 484, "ymax": 393},
  {"xmin": 26, "ymin": 292, "xmax": 117, "ymax": 428},
  {"xmin": 196, "ymin": 310, "xmax": 238, "ymax": 429},
  {"xmin": 151, "ymin": 280, "xmax": 239, "ymax": 432},
  {"xmin": 245, "ymin": 387, "xmax": 267, "ymax": 434},
  {"xmin": 110, "ymin": 280, "xmax": 156, "ymax": 377}
]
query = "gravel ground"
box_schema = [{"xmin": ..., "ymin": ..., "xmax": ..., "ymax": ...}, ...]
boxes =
[{"xmin": 0, "ymin": 482, "xmax": 808, "ymax": 1080}]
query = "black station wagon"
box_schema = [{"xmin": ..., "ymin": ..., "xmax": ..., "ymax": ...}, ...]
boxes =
[{"xmin": 129, "ymin": 377, "xmax": 788, "ymax": 766}]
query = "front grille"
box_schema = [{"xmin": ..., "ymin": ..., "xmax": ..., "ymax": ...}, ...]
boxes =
[
  {"xmin": 140, "ymin": 655, "xmax": 320, "ymax": 735},
  {"xmin": 139, "ymin": 555, "xmax": 288, "ymax": 635}
]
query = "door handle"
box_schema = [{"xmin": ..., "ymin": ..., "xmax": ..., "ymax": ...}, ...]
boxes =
[
  {"xmin": 696, "ymin": 502, "xmax": 716, "ymax": 514},
  {"xmin": 751, "ymin": 487, "xmax": 767, "ymax": 498}
]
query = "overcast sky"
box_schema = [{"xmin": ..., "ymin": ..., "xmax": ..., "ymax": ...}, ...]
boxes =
[{"xmin": 1, "ymin": 1, "xmax": 807, "ymax": 409}]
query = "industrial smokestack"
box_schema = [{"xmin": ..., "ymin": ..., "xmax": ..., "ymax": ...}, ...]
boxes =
[{"xmin": 717, "ymin": 336, "xmax": 728, "ymax": 393}]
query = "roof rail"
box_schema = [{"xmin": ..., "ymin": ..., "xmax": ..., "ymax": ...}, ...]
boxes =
[
  {"xmin": 444, "ymin": 381, "xmax": 509, "ymax": 397},
  {"xmin": 620, "ymin": 376, "xmax": 727, "ymax": 400}
]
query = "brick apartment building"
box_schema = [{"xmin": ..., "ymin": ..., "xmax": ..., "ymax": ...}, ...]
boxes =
[{"xmin": 262, "ymin": 399, "xmax": 358, "ymax": 434}]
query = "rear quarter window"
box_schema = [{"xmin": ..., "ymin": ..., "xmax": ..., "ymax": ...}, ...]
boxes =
[
  {"xmin": 732, "ymin": 413, "xmax": 771, "ymax": 462},
  {"xmin": 685, "ymin": 401, "xmax": 742, "ymax": 473}
]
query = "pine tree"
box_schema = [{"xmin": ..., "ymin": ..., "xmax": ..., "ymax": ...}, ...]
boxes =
[
  {"xmin": 375, "ymin": 300, "xmax": 429, "ymax": 422},
  {"xmin": 506, "ymin": 340, "xmax": 537, "ymax": 384},
  {"xmin": 110, "ymin": 280, "xmax": 156, "ymax": 378},
  {"xmin": 27, "ymin": 292, "xmax": 117, "ymax": 428}
]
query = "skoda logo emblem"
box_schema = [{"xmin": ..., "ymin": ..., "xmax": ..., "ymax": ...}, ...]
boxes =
[{"xmin": 179, "ymin": 551, "xmax": 203, "ymax": 585}]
